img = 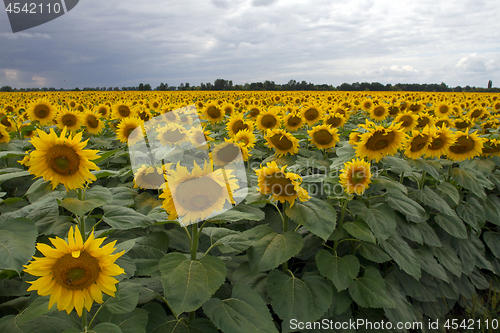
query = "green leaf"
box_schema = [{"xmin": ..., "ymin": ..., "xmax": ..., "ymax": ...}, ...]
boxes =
[
  {"xmin": 408, "ymin": 158, "xmax": 442, "ymax": 179},
  {"xmin": 370, "ymin": 177, "xmax": 407, "ymax": 194},
  {"xmin": 90, "ymin": 323, "xmax": 122, "ymax": 333},
  {"xmin": 379, "ymin": 234, "xmax": 421, "ymax": 279},
  {"xmin": 97, "ymin": 307, "xmax": 148, "ymax": 333},
  {"xmin": 484, "ymin": 232, "xmax": 500, "ymax": 259},
  {"xmin": 143, "ymin": 303, "xmax": 218, "ymax": 333},
  {"xmin": 203, "ymin": 284, "xmax": 278, "ymax": 333},
  {"xmin": 456, "ymin": 204, "xmax": 481, "ymax": 232},
  {"xmin": 15, "ymin": 296, "xmax": 54, "ymax": 324},
  {"xmin": 348, "ymin": 266, "xmax": 395, "ymax": 308},
  {"xmin": 358, "ymin": 204, "xmax": 396, "ymax": 242},
  {"xmin": 437, "ymin": 182, "xmax": 460, "ymax": 205},
  {"xmin": 0, "ymin": 151, "xmax": 27, "ymax": 159},
  {"xmin": 381, "ymin": 155, "xmax": 412, "ymax": 175},
  {"xmin": 214, "ymin": 234, "xmax": 253, "ymax": 254},
  {"xmin": 451, "ymin": 167, "xmax": 487, "ymax": 199},
  {"xmin": 383, "ymin": 273, "xmax": 419, "ymax": 325},
  {"xmin": 244, "ymin": 225, "xmax": 303, "ymax": 273},
  {"xmin": 0, "ymin": 218, "xmax": 37, "ymax": 273},
  {"xmin": 415, "ymin": 248, "xmax": 448, "ymax": 282},
  {"xmin": 285, "ymin": 197, "xmax": 337, "ymax": 241},
  {"xmin": 433, "ymin": 243, "xmax": 462, "ymax": 277},
  {"xmin": 358, "ymin": 242, "xmax": 391, "ymax": 263},
  {"xmin": 159, "ymin": 253, "xmax": 226, "ymax": 314},
  {"xmin": 207, "ymin": 208, "xmax": 263, "ymax": 222},
  {"xmin": 267, "ymin": 270, "xmax": 333, "ymax": 333},
  {"xmin": 342, "ymin": 221, "xmax": 376, "ymax": 243},
  {"xmin": 414, "ymin": 186, "xmax": 455, "ymax": 217},
  {"xmin": 316, "ymin": 250, "xmax": 359, "ymax": 291},
  {"xmin": 434, "ymin": 214, "xmax": 467, "ymax": 239},
  {"xmin": 483, "ymin": 194, "xmax": 500, "ymax": 226},
  {"xmin": 0, "ymin": 170, "xmax": 30, "ymax": 182},
  {"xmin": 94, "ymin": 149, "xmax": 122, "ymax": 164},
  {"xmin": 416, "ymin": 221, "xmax": 442, "ymax": 247},
  {"xmin": 105, "ymin": 281, "xmax": 141, "ymax": 314},
  {"xmin": 386, "ymin": 191, "xmax": 427, "ymax": 223},
  {"xmin": 61, "ymin": 186, "xmax": 112, "ymax": 216},
  {"xmin": 103, "ymin": 205, "xmax": 154, "ymax": 229},
  {"xmin": 396, "ymin": 215, "xmax": 423, "ymax": 245}
]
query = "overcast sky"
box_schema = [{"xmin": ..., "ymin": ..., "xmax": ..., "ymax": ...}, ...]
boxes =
[{"xmin": 1, "ymin": 0, "xmax": 499, "ymax": 89}]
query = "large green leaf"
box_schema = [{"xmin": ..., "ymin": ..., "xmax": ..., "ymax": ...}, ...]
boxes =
[
  {"xmin": 316, "ymin": 250, "xmax": 359, "ymax": 291},
  {"xmin": 89, "ymin": 323, "xmax": 122, "ymax": 333},
  {"xmin": 342, "ymin": 221, "xmax": 376, "ymax": 243},
  {"xmin": 415, "ymin": 248, "xmax": 448, "ymax": 282},
  {"xmin": 143, "ymin": 303, "xmax": 218, "ymax": 333},
  {"xmin": 244, "ymin": 225, "xmax": 303, "ymax": 273},
  {"xmin": 285, "ymin": 197, "xmax": 337, "ymax": 241},
  {"xmin": 383, "ymin": 273, "xmax": 419, "ymax": 325},
  {"xmin": 104, "ymin": 281, "xmax": 141, "ymax": 314},
  {"xmin": 379, "ymin": 234, "xmax": 421, "ymax": 279},
  {"xmin": 102, "ymin": 205, "xmax": 154, "ymax": 229},
  {"xmin": 433, "ymin": 243, "xmax": 462, "ymax": 277},
  {"xmin": 0, "ymin": 218, "xmax": 38, "ymax": 273},
  {"xmin": 437, "ymin": 182, "xmax": 460, "ymax": 205},
  {"xmin": 408, "ymin": 158, "xmax": 442, "ymax": 179},
  {"xmin": 358, "ymin": 203, "xmax": 396, "ymax": 242},
  {"xmin": 434, "ymin": 214, "xmax": 467, "ymax": 239},
  {"xmin": 159, "ymin": 253, "xmax": 226, "ymax": 315},
  {"xmin": 358, "ymin": 241, "xmax": 391, "ymax": 263},
  {"xmin": 203, "ymin": 284, "xmax": 278, "ymax": 333},
  {"xmin": 451, "ymin": 168, "xmax": 488, "ymax": 199},
  {"xmin": 60, "ymin": 186, "xmax": 112, "ymax": 216},
  {"xmin": 484, "ymin": 232, "xmax": 500, "ymax": 259},
  {"xmin": 483, "ymin": 194, "xmax": 500, "ymax": 226},
  {"xmin": 414, "ymin": 186, "xmax": 455, "ymax": 217},
  {"xmin": 97, "ymin": 307, "xmax": 148, "ymax": 333},
  {"xmin": 0, "ymin": 170, "xmax": 30, "ymax": 182},
  {"xmin": 267, "ymin": 270, "xmax": 333, "ymax": 333},
  {"xmin": 386, "ymin": 191, "xmax": 427, "ymax": 223},
  {"xmin": 348, "ymin": 266, "xmax": 395, "ymax": 308}
]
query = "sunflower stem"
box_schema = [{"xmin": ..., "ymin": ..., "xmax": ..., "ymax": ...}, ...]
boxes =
[
  {"xmin": 419, "ymin": 170, "xmax": 427, "ymax": 189},
  {"xmin": 76, "ymin": 188, "xmax": 87, "ymax": 241},
  {"xmin": 190, "ymin": 223, "xmax": 199, "ymax": 261},
  {"xmin": 82, "ymin": 308, "xmax": 88, "ymax": 331},
  {"xmin": 282, "ymin": 202, "xmax": 289, "ymax": 273},
  {"xmin": 333, "ymin": 199, "xmax": 347, "ymax": 255}
]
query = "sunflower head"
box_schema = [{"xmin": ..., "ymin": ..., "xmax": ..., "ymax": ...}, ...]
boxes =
[
  {"xmin": 447, "ymin": 130, "xmax": 483, "ymax": 161},
  {"xmin": 133, "ymin": 164, "xmax": 167, "ymax": 189},
  {"xmin": 355, "ymin": 123, "xmax": 407, "ymax": 162},
  {"xmin": 256, "ymin": 161, "xmax": 310, "ymax": 207},
  {"xmin": 425, "ymin": 126, "xmax": 456, "ymax": 159},
  {"xmin": 394, "ymin": 112, "xmax": 418, "ymax": 132},
  {"xmin": 27, "ymin": 98, "xmax": 57, "ymax": 125},
  {"xmin": 56, "ymin": 110, "xmax": 83, "ymax": 132},
  {"xmin": 404, "ymin": 126, "xmax": 431, "ymax": 159},
  {"xmin": 369, "ymin": 104, "xmax": 389, "ymax": 121},
  {"xmin": 256, "ymin": 109, "xmax": 281, "ymax": 131},
  {"xmin": 203, "ymin": 103, "xmax": 225, "ymax": 123},
  {"xmin": 112, "ymin": 102, "xmax": 137, "ymax": 119},
  {"xmin": 156, "ymin": 123, "xmax": 188, "ymax": 146},
  {"xmin": 116, "ymin": 117, "xmax": 144, "ymax": 145},
  {"xmin": 24, "ymin": 226, "xmax": 125, "ymax": 316},
  {"xmin": 339, "ymin": 158, "xmax": 372, "ymax": 195},
  {"xmin": 212, "ymin": 139, "xmax": 245, "ymax": 165},
  {"xmin": 226, "ymin": 113, "xmax": 254, "ymax": 137},
  {"xmin": 0, "ymin": 125, "xmax": 11, "ymax": 144},
  {"xmin": 308, "ymin": 124, "xmax": 339, "ymax": 149},
  {"xmin": 283, "ymin": 111, "xmax": 304, "ymax": 131},
  {"xmin": 265, "ymin": 129, "xmax": 300, "ymax": 157},
  {"xmin": 301, "ymin": 105, "xmax": 323, "ymax": 126},
  {"xmin": 84, "ymin": 112, "xmax": 105, "ymax": 135},
  {"xmin": 482, "ymin": 138, "xmax": 500, "ymax": 157}
]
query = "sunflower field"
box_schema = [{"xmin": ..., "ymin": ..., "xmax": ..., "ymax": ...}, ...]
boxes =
[{"xmin": 1, "ymin": 90, "xmax": 500, "ymax": 333}]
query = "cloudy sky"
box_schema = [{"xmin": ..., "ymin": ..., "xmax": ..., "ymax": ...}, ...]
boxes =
[{"xmin": 1, "ymin": 0, "xmax": 499, "ymax": 89}]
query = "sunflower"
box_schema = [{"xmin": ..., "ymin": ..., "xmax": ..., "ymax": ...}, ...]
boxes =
[
  {"xmin": 468, "ymin": 107, "xmax": 487, "ymax": 119},
  {"xmin": 434, "ymin": 117, "xmax": 452, "ymax": 128},
  {"xmin": 355, "ymin": 123, "xmax": 407, "ymax": 162},
  {"xmin": 256, "ymin": 109, "xmax": 281, "ymax": 131},
  {"xmin": 160, "ymin": 161, "xmax": 239, "ymax": 225},
  {"xmin": 394, "ymin": 112, "xmax": 418, "ymax": 132},
  {"xmin": 67, "ymin": 99, "xmax": 78, "ymax": 109},
  {"xmin": 256, "ymin": 161, "xmax": 309, "ymax": 207},
  {"xmin": 24, "ymin": 226, "xmax": 125, "ymax": 317},
  {"xmin": 0, "ymin": 125, "xmax": 11, "ymax": 144},
  {"xmin": 83, "ymin": 112, "xmax": 105, "ymax": 135},
  {"xmin": 27, "ymin": 98, "xmax": 57, "ymax": 125},
  {"xmin": 221, "ymin": 103, "xmax": 235, "ymax": 116},
  {"xmin": 360, "ymin": 98, "xmax": 374, "ymax": 111},
  {"xmin": 133, "ymin": 164, "xmax": 167, "ymax": 189},
  {"xmin": 434, "ymin": 102, "xmax": 452, "ymax": 117},
  {"xmin": 116, "ymin": 117, "xmax": 144, "ymax": 145},
  {"xmin": 247, "ymin": 106, "xmax": 261, "ymax": 119},
  {"xmin": 425, "ymin": 126, "xmax": 456, "ymax": 159},
  {"xmin": 404, "ymin": 126, "xmax": 432, "ymax": 159},
  {"xmin": 226, "ymin": 113, "xmax": 254, "ymax": 137},
  {"xmin": 212, "ymin": 139, "xmax": 247, "ymax": 164},
  {"xmin": 453, "ymin": 117, "xmax": 473, "ymax": 130},
  {"xmin": 234, "ymin": 128, "xmax": 256, "ymax": 150},
  {"xmin": 339, "ymin": 159, "xmax": 372, "ymax": 195},
  {"xmin": 323, "ymin": 114, "xmax": 346, "ymax": 128},
  {"xmin": 111, "ymin": 102, "xmax": 136, "ymax": 120},
  {"xmin": 94, "ymin": 104, "xmax": 110, "ymax": 119},
  {"xmin": 28, "ymin": 127, "xmax": 99, "ymax": 190},
  {"xmin": 265, "ymin": 129, "xmax": 300, "ymax": 157},
  {"xmin": 203, "ymin": 103, "xmax": 225, "ymax": 123},
  {"xmin": 190, "ymin": 127, "xmax": 212, "ymax": 147},
  {"xmin": 157, "ymin": 123, "xmax": 188, "ymax": 146},
  {"xmin": 55, "ymin": 110, "xmax": 83, "ymax": 132},
  {"xmin": 482, "ymin": 138, "xmax": 500, "ymax": 157},
  {"xmin": 369, "ymin": 104, "xmax": 389, "ymax": 121},
  {"xmin": 283, "ymin": 111, "xmax": 304, "ymax": 131},
  {"xmin": 0, "ymin": 112, "xmax": 16, "ymax": 131},
  {"xmin": 348, "ymin": 131, "xmax": 361, "ymax": 146},
  {"xmin": 416, "ymin": 113, "xmax": 434, "ymax": 129},
  {"xmin": 301, "ymin": 105, "xmax": 323, "ymax": 126},
  {"xmin": 446, "ymin": 130, "xmax": 483, "ymax": 161},
  {"xmin": 308, "ymin": 124, "xmax": 339, "ymax": 149}
]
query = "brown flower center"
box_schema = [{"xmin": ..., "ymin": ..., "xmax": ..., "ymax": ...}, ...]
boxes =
[
  {"xmin": 86, "ymin": 115, "xmax": 99, "ymax": 129},
  {"xmin": 365, "ymin": 130, "xmax": 395, "ymax": 151},
  {"xmin": 118, "ymin": 105, "xmax": 131, "ymax": 117},
  {"xmin": 270, "ymin": 133, "xmax": 293, "ymax": 150},
  {"xmin": 215, "ymin": 144, "xmax": 241, "ymax": 165},
  {"xmin": 52, "ymin": 251, "xmax": 100, "ymax": 290},
  {"xmin": 62, "ymin": 114, "xmax": 77, "ymax": 127},
  {"xmin": 410, "ymin": 134, "xmax": 429, "ymax": 152},
  {"xmin": 264, "ymin": 172, "xmax": 296, "ymax": 197},
  {"xmin": 175, "ymin": 176, "xmax": 223, "ymax": 211},
  {"xmin": 232, "ymin": 120, "xmax": 248, "ymax": 134},
  {"xmin": 261, "ymin": 114, "xmax": 277, "ymax": 129},
  {"xmin": 206, "ymin": 106, "xmax": 221, "ymax": 119},
  {"xmin": 46, "ymin": 145, "xmax": 80, "ymax": 175},
  {"xmin": 34, "ymin": 104, "xmax": 50, "ymax": 119},
  {"xmin": 449, "ymin": 136, "xmax": 475, "ymax": 154},
  {"xmin": 313, "ymin": 129, "xmax": 333, "ymax": 145},
  {"xmin": 304, "ymin": 108, "xmax": 319, "ymax": 121}
]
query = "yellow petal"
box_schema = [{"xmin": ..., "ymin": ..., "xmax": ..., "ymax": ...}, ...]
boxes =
[
  {"xmin": 71, "ymin": 250, "xmax": 81, "ymax": 258},
  {"xmin": 89, "ymin": 283, "xmax": 103, "ymax": 303},
  {"xmin": 73, "ymin": 290, "xmax": 84, "ymax": 317},
  {"xmin": 48, "ymin": 284, "xmax": 62, "ymax": 309}
]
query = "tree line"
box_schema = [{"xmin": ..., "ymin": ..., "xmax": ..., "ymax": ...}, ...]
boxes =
[{"xmin": 1, "ymin": 79, "xmax": 499, "ymax": 93}]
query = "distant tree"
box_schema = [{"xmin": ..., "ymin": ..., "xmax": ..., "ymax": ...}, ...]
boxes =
[
  {"xmin": 488, "ymin": 80, "xmax": 493, "ymax": 89},
  {"xmin": 144, "ymin": 84, "xmax": 152, "ymax": 91},
  {"xmin": 1, "ymin": 86, "xmax": 13, "ymax": 92}
]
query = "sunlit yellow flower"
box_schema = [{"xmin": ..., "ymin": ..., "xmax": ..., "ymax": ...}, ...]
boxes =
[
  {"xmin": 425, "ymin": 126, "xmax": 456, "ymax": 159},
  {"xmin": 265, "ymin": 128, "xmax": 300, "ymax": 157},
  {"xmin": 283, "ymin": 111, "xmax": 304, "ymax": 131},
  {"xmin": 256, "ymin": 108, "xmax": 281, "ymax": 131},
  {"xmin": 308, "ymin": 124, "xmax": 339, "ymax": 149},
  {"xmin": 369, "ymin": 104, "xmax": 389, "ymax": 121},
  {"xmin": 27, "ymin": 98, "xmax": 57, "ymax": 125},
  {"xmin": 28, "ymin": 127, "xmax": 99, "ymax": 190},
  {"xmin": 394, "ymin": 112, "xmax": 418, "ymax": 132},
  {"xmin": 112, "ymin": 102, "xmax": 136, "ymax": 119},
  {"xmin": 447, "ymin": 129, "xmax": 483, "ymax": 161},
  {"xmin": 256, "ymin": 161, "xmax": 309, "ymax": 207},
  {"xmin": 83, "ymin": 112, "xmax": 105, "ymax": 135},
  {"xmin": 323, "ymin": 113, "xmax": 346, "ymax": 128},
  {"xmin": 133, "ymin": 164, "xmax": 167, "ymax": 189},
  {"xmin": 234, "ymin": 128, "xmax": 256, "ymax": 151},
  {"xmin": 24, "ymin": 226, "xmax": 125, "ymax": 317},
  {"xmin": 0, "ymin": 125, "xmax": 10, "ymax": 144},
  {"xmin": 482, "ymin": 138, "xmax": 500, "ymax": 157},
  {"xmin": 226, "ymin": 113, "xmax": 254, "ymax": 137},
  {"xmin": 301, "ymin": 104, "xmax": 323, "ymax": 126},
  {"xmin": 203, "ymin": 103, "xmax": 225, "ymax": 123},
  {"xmin": 116, "ymin": 117, "xmax": 144, "ymax": 145},
  {"xmin": 212, "ymin": 139, "xmax": 247, "ymax": 164},
  {"xmin": 404, "ymin": 126, "xmax": 432, "ymax": 159},
  {"xmin": 55, "ymin": 109, "xmax": 83, "ymax": 132},
  {"xmin": 339, "ymin": 158, "xmax": 372, "ymax": 195},
  {"xmin": 355, "ymin": 123, "xmax": 407, "ymax": 162},
  {"xmin": 94, "ymin": 104, "xmax": 110, "ymax": 119}
]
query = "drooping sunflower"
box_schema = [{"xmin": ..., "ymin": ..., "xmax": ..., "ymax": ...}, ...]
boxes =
[
  {"xmin": 94, "ymin": 104, "xmax": 110, "ymax": 119},
  {"xmin": 111, "ymin": 102, "xmax": 136, "ymax": 120},
  {"xmin": 482, "ymin": 138, "xmax": 500, "ymax": 157},
  {"xmin": 83, "ymin": 112, "xmax": 105, "ymax": 135},
  {"xmin": 453, "ymin": 117, "xmax": 473, "ymax": 130},
  {"xmin": 425, "ymin": 126, "xmax": 456, "ymax": 159},
  {"xmin": 24, "ymin": 226, "xmax": 125, "ymax": 317},
  {"xmin": 283, "ymin": 111, "xmax": 304, "ymax": 131},
  {"xmin": 226, "ymin": 113, "xmax": 254, "ymax": 137},
  {"xmin": 28, "ymin": 127, "xmax": 100, "ymax": 190},
  {"xmin": 133, "ymin": 164, "xmax": 167, "ymax": 190},
  {"xmin": 27, "ymin": 98, "xmax": 57, "ymax": 125},
  {"xmin": 394, "ymin": 112, "xmax": 419, "ymax": 132},
  {"xmin": 265, "ymin": 128, "xmax": 300, "ymax": 157},
  {"xmin": 404, "ymin": 126, "xmax": 432, "ymax": 159},
  {"xmin": 446, "ymin": 130, "xmax": 483, "ymax": 161},
  {"xmin": 212, "ymin": 139, "xmax": 247, "ymax": 164},
  {"xmin": 256, "ymin": 161, "xmax": 309, "ymax": 207},
  {"xmin": 256, "ymin": 109, "xmax": 281, "ymax": 131},
  {"xmin": 323, "ymin": 114, "xmax": 346, "ymax": 128},
  {"xmin": 0, "ymin": 125, "xmax": 11, "ymax": 144},
  {"xmin": 369, "ymin": 104, "xmax": 389, "ymax": 121},
  {"xmin": 160, "ymin": 161, "xmax": 239, "ymax": 225},
  {"xmin": 203, "ymin": 103, "xmax": 225, "ymax": 123},
  {"xmin": 116, "ymin": 117, "xmax": 144, "ymax": 145},
  {"xmin": 157, "ymin": 123, "xmax": 188, "ymax": 146},
  {"xmin": 55, "ymin": 109, "xmax": 83, "ymax": 132},
  {"xmin": 416, "ymin": 113, "xmax": 435, "ymax": 129},
  {"xmin": 354, "ymin": 123, "xmax": 407, "ymax": 162},
  {"xmin": 301, "ymin": 105, "xmax": 323, "ymax": 126},
  {"xmin": 0, "ymin": 112, "xmax": 16, "ymax": 131},
  {"xmin": 308, "ymin": 124, "xmax": 339, "ymax": 149},
  {"xmin": 339, "ymin": 158, "xmax": 372, "ymax": 195},
  {"xmin": 234, "ymin": 128, "xmax": 256, "ymax": 151}
]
